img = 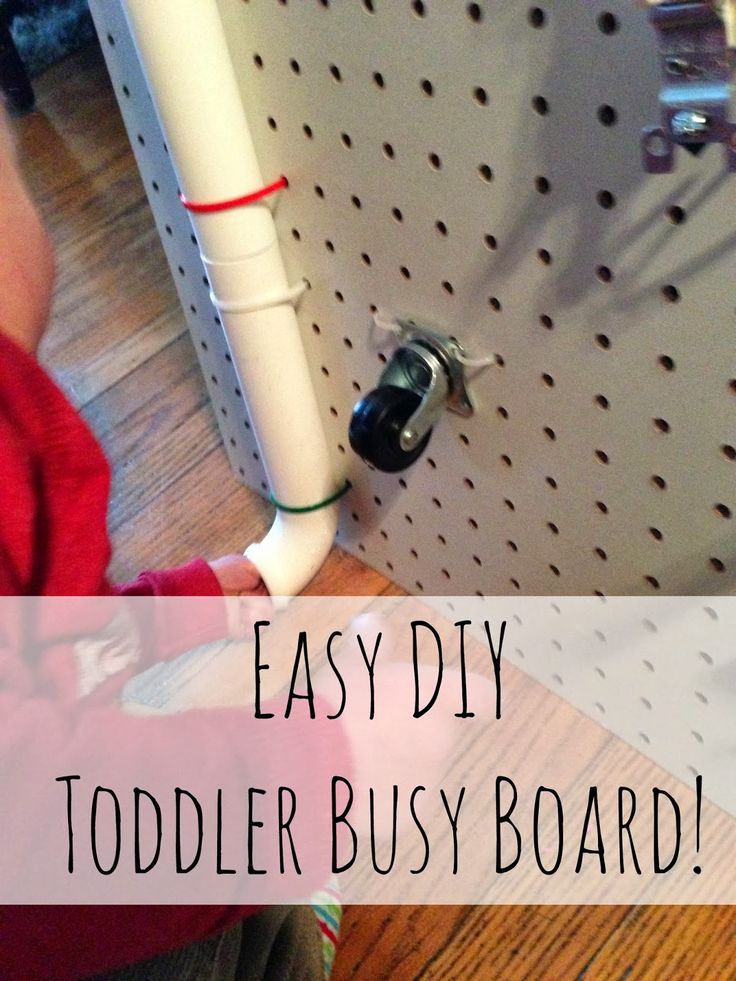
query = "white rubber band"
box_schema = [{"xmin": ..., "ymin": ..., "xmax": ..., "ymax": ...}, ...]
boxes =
[{"xmin": 211, "ymin": 278, "xmax": 308, "ymax": 316}]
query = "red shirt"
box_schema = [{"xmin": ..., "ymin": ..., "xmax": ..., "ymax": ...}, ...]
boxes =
[{"xmin": 0, "ymin": 333, "xmax": 346, "ymax": 978}]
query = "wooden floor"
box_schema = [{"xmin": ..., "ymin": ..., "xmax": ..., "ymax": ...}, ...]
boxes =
[{"xmin": 16, "ymin": 41, "xmax": 735, "ymax": 981}]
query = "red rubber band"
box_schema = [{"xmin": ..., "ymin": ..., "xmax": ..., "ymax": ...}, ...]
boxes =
[{"xmin": 179, "ymin": 176, "xmax": 288, "ymax": 214}]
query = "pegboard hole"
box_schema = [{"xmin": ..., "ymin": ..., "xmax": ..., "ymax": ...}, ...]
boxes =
[
  {"xmin": 420, "ymin": 78, "xmax": 434, "ymax": 97},
  {"xmin": 361, "ymin": 252, "xmax": 372, "ymax": 266},
  {"xmin": 597, "ymin": 190, "xmax": 616, "ymax": 209},
  {"xmin": 597, "ymin": 11, "xmax": 619, "ymax": 34},
  {"xmin": 469, "ymin": 517, "xmax": 479, "ymax": 529},
  {"xmin": 412, "ymin": 0, "xmax": 426, "ymax": 16},
  {"xmin": 710, "ymin": 557, "xmax": 726, "ymax": 573},
  {"xmin": 373, "ymin": 71, "xmax": 385, "ymax": 88},
  {"xmin": 546, "ymin": 476, "xmax": 558, "ymax": 489},
  {"xmin": 478, "ymin": 163, "xmax": 493, "ymax": 182},
  {"xmin": 549, "ymin": 564, "xmax": 560, "ymax": 577},
  {"xmin": 649, "ymin": 527, "xmax": 663, "ymax": 541},
  {"xmin": 597, "ymin": 104, "xmax": 617, "ymax": 126},
  {"xmin": 267, "ymin": 117, "xmax": 278, "ymax": 131},
  {"xmin": 474, "ymin": 86, "xmax": 489, "ymax": 106},
  {"xmin": 438, "ymin": 534, "xmax": 447, "ymax": 545},
  {"xmin": 667, "ymin": 205, "xmax": 686, "ymax": 224},
  {"xmin": 528, "ymin": 7, "xmax": 546, "ymax": 28},
  {"xmin": 341, "ymin": 132, "xmax": 353, "ymax": 149},
  {"xmin": 540, "ymin": 314, "xmax": 554, "ymax": 329},
  {"xmin": 714, "ymin": 503, "xmax": 732, "ymax": 519},
  {"xmin": 661, "ymin": 284, "xmax": 680, "ymax": 302},
  {"xmin": 330, "ymin": 64, "xmax": 342, "ymax": 82},
  {"xmin": 383, "ymin": 142, "xmax": 395, "ymax": 159},
  {"xmin": 596, "ymin": 265, "xmax": 613, "ymax": 284},
  {"xmin": 595, "ymin": 449, "xmax": 610, "ymax": 465},
  {"xmin": 543, "ymin": 427, "xmax": 556, "ymax": 442},
  {"xmin": 506, "ymin": 540, "xmax": 518, "ymax": 552},
  {"xmin": 595, "ymin": 394, "xmax": 609, "ymax": 410},
  {"xmin": 325, "ymin": 239, "xmax": 335, "ymax": 252},
  {"xmin": 659, "ymin": 355, "xmax": 675, "ymax": 371},
  {"xmin": 535, "ymin": 175, "xmax": 551, "ymax": 194},
  {"xmin": 400, "ymin": 265, "xmax": 411, "ymax": 279},
  {"xmin": 429, "ymin": 152, "xmax": 442, "ymax": 170},
  {"xmin": 427, "ymin": 457, "xmax": 437, "ymax": 469},
  {"xmin": 435, "ymin": 220, "xmax": 448, "ymax": 236},
  {"xmin": 547, "ymin": 522, "xmax": 559, "ymax": 535},
  {"xmin": 467, "ymin": 2, "xmax": 483, "ymax": 21},
  {"xmin": 595, "ymin": 333, "xmax": 611, "ymax": 350},
  {"xmin": 651, "ymin": 474, "xmax": 667, "ymax": 490},
  {"xmin": 489, "ymin": 297, "xmax": 502, "ymax": 312},
  {"xmin": 594, "ymin": 547, "xmax": 608, "ymax": 561},
  {"xmin": 653, "ymin": 417, "xmax": 670, "ymax": 434},
  {"xmin": 290, "ymin": 58, "xmax": 301, "ymax": 75},
  {"xmin": 497, "ymin": 405, "xmax": 509, "ymax": 419},
  {"xmin": 595, "ymin": 501, "xmax": 608, "ymax": 514},
  {"xmin": 442, "ymin": 280, "xmax": 454, "ymax": 295},
  {"xmin": 459, "ymin": 433, "xmax": 470, "ymax": 445},
  {"xmin": 722, "ymin": 444, "xmax": 736, "ymax": 461},
  {"xmin": 303, "ymin": 123, "xmax": 313, "ymax": 138},
  {"xmin": 532, "ymin": 95, "xmax": 549, "ymax": 115},
  {"xmin": 291, "ymin": 228, "xmax": 301, "ymax": 241},
  {"xmin": 464, "ymin": 477, "xmax": 476, "ymax": 490},
  {"xmin": 483, "ymin": 233, "xmax": 498, "ymax": 251},
  {"xmin": 537, "ymin": 248, "xmax": 552, "ymax": 265},
  {"xmin": 542, "ymin": 373, "xmax": 554, "ymax": 387},
  {"xmin": 393, "ymin": 208, "xmax": 404, "ymax": 224},
  {"xmin": 253, "ymin": 53, "xmax": 264, "ymax": 69},
  {"xmin": 645, "ymin": 575, "xmax": 661, "ymax": 590},
  {"xmin": 501, "ymin": 453, "xmax": 513, "ymax": 467},
  {"xmin": 504, "ymin": 498, "xmax": 516, "ymax": 511},
  {"xmin": 410, "ymin": 548, "xmax": 418, "ymax": 558}
]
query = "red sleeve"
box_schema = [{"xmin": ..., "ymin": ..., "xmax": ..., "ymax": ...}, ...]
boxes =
[
  {"xmin": 117, "ymin": 558, "xmax": 223, "ymax": 597},
  {"xmin": 0, "ymin": 691, "xmax": 352, "ymax": 980},
  {"xmin": 113, "ymin": 560, "xmax": 229, "ymax": 666}
]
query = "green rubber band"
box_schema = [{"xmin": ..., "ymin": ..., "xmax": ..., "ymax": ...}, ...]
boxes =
[{"xmin": 269, "ymin": 480, "xmax": 352, "ymax": 514}]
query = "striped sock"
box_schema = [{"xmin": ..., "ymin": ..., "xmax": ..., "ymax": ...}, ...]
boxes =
[{"xmin": 311, "ymin": 879, "xmax": 343, "ymax": 978}]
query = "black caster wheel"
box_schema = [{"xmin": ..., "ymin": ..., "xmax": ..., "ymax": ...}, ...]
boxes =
[{"xmin": 349, "ymin": 384, "xmax": 432, "ymax": 473}]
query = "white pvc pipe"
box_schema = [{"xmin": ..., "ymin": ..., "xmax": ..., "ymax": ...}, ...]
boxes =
[{"xmin": 121, "ymin": 0, "xmax": 341, "ymax": 597}]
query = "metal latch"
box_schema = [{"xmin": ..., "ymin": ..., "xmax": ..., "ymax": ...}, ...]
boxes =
[{"xmin": 641, "ymin": 1, "xmax": 736, "ymax": 172}]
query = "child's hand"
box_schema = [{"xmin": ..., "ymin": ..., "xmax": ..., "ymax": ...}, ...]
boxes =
[{"xmin": 209, "ymin": 554, "xmax": 270, "ymax": 638}]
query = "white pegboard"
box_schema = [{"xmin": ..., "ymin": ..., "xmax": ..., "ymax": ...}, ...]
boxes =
[
  {"xmin": 86, "ymin": 0, "xmax": 736, "ymax": 817},
  {"xmin": 89, "ymin": 0, "xmax": 736, "ymax": 600}
]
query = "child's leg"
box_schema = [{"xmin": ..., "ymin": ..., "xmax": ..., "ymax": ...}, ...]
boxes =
[{"xmin": 88, "ymin": 906, "xmax": 327, "ymax": 981}]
